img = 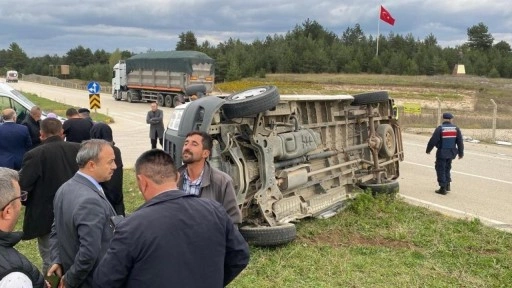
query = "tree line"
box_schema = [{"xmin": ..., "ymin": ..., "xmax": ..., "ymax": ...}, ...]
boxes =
[{"xmin": 1, "ymin": 20, "xmax": 511, "ymax": 83}]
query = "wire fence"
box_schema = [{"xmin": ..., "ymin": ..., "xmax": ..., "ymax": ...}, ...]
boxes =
[{"xmin": 398, "ymin": 104, "xmax": 512, "ymax": 143}]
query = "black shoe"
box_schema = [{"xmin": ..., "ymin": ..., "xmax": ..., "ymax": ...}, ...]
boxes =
[
  {"xmin": 435, "ymin": 187, "xmax": 447, "ymax": 195},
  {"xmin": 446, "ymin": 184, "xmax": 451, "ymax": 192}
]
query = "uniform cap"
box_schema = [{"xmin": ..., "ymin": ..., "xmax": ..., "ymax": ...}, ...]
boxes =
[{"xmin": 442, "ymin": 112, "xmax": 453, "ymax": 119}]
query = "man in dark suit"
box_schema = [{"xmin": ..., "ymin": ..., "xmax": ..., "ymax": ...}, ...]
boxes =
[
  {"xmin": 21, "ymin": 106, "xmax": 42, "ymax": 150},
  {"xmin": 63, "ymin": 107, "xmax": 93, "ymax": 143},
  {"xmin": 19, "ymin": 118, "xmax": 81, "ymax": 273},
  {"xmin": 93, "ymin": 149, "xmax": 249, "ymax": 288},
  {"xmin": 48, "ymin": 139, "xmax": 118, "ymax": 288},
  {"xmin": 0, "ymin": 108, "xmax": 32, "ymax": 170},
  {"xmin": 146, "ymin": 102, "xmax": 164, "ymax": 149}
]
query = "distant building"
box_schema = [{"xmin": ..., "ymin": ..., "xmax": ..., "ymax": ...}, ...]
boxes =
[{"xmin": 452, "ymin": 64, "xmax": 466, "ymax": 76}]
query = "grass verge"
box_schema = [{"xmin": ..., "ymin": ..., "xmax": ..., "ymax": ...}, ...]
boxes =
[
  {"xmin": 15, "ymin": 170, "xmax": 512, "ymax": 287},
  {"xmin": 23, "ymin": 91, "xmax": 114, "ymax": 123}
]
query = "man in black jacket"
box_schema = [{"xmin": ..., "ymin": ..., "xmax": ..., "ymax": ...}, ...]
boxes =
[
  {"xmin": 19, "ymin": 118, "xmax": 80, "ymax": 274},
  {"xmin": 21, "ymin": 106, "xmax": 42, "ymax": 149},
  {"xmin": 0, "ymin": 167, "xmax": 45, "ymax": 287},
  {"xmin": 90, "ymin": 122, "xmax": 125, "ymax": 215},
  {"xmin": 94, "ymin": 149, "xmax": 249, "ymax": 288},
  {"xmin": 63, "ymin": 108, "xmax": 93, "ymax": 143}
]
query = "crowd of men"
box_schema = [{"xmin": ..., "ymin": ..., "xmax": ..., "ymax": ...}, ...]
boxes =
[{"xmin": 0, "ymin": 104, "xmax": 250, "ymax": 287}]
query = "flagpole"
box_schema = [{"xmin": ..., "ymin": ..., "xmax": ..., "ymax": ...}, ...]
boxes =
[{"xmin": 376, "ymin": 5, "xmax": 380, "ymax": 57}]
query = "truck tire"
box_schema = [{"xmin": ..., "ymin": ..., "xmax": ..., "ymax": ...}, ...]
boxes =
[
  {"xmin": 164, "ymin": 95, "xmax": 173, "ymax": 108},
  {"xmin": 351, "ymin": 91, "xmax": 389, "ymax": 105},
  {"xmin": 376, "ymin": 124, "xmax": 396, "ymax": 157},
  {"xmin": 113, "ymin": 91, "xmax": 121, "ymax": 101},
  {"xmin": 157, "ymin": 94, "xmax": 165, "ymax": 107},
  {"xmin": 358, "ymin": 179, "xmax": 399, "ymax": 196},
  {"xmin": 222, "ymin": 86, "xmax": 280, "ymax": 119},
  {"xmin": 185, "ymin": 84, "xmax": 207, "ymax": 96},
  {"xmin": 127, "ymin": 91, "xmax": 134, "ymax": 103},
  {"xmin": 239, "ymin": 223, "xmax": 296, "ymax": 246}
]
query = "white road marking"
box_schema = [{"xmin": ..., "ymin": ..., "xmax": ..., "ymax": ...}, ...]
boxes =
[
  {"xmin": 404, "ymin": 141, "xmax": 512, "ymax": 160},
  {"xmin": 400, "ymin": 194, "xmax": 507, "ymax": 226},
  {"xmin": 403, "ymin": 161, "xmax": 512, "ymax": 185}
]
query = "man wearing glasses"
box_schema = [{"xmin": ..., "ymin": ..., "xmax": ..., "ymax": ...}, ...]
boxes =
[{"xmin": 0, "ymin": 167, "xmax": 45, "ymax": 287}]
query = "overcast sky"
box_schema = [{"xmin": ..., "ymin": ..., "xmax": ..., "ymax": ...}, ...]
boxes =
[{"xmin": 2, "ymin": 0, "xmax": 511, "ymax": 57}]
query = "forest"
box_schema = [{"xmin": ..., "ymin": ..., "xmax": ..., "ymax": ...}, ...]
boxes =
[{"xmin": 1, "ymin": 20, "xmax": 511, "ymax": 83}]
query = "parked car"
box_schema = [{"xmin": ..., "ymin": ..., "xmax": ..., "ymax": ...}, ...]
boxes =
[
  {"xmin": 164, "ymin": 86, "xmax": 404, "ymax": 246},
  {"xmin": 0, "ymin": 83, "xmax": 64, "ymax": 123}
]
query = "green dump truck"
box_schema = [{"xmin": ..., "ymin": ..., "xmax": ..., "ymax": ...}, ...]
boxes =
[{"xmin": 112, "ymin": 51, "xmax": 215, "ymax": 107}]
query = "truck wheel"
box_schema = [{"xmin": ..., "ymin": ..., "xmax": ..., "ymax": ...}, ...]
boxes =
[
  {"xmin": 377, "ymin": 124, "xmax": 396, "ymax": 157},
  {"xmin": 157, "ymin": 94, "xmax": 165, "ymax": 107},
  {"xmin": 164, "ymin": 95, "xmax": 173, "ymax": 107},
  {"xmin": 239, "ymin": 223, "xmax": 296, "ymax": 246},
  {"xmin": 185, "ymin": 84, "xmax": 207, "ymax": 96},
  {"xmin": 173, "ymin": 95, "xmax": 183, "ymax": 107},
  {"xmin": 127, "ymin": 91, "xmax": 134, "ymax": 103},
  {"xmin": 351, "ymin": 91, "xmax": 389, "ymax": 105},
  {"xmin": 358, "ymin": 179, "xmax": 399, "ymax": 196},
  {"xmin": 222, "ymin": 86, "xmax": 280, "ymax": 119},
  {"xmin": 113, "ymin": 91, "xmax": 121, "ymax": 101}
]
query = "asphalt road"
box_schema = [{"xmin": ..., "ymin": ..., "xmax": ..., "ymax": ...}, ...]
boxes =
[{"xmin": 9, "ymin": 80, "xmax": 512, "ymax": 232}]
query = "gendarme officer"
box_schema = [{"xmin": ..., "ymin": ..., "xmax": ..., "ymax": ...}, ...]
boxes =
[{"xmin": 426, "ymin": 112, "xmax": 464, "ymax": 195}]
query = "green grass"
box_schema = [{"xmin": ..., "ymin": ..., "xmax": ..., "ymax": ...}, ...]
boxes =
[
  {"xmin": 23, "ymin": 91, "xmax": 114, "ymax": 123},
  {"xmin": 15, "ymin": 171, "xmax": 512, "ymax": 287}
]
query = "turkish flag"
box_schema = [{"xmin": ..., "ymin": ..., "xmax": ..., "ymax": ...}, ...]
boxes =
[{"xmin": 380, "ymin": 5, "xmax": 395, "ymax": 26}]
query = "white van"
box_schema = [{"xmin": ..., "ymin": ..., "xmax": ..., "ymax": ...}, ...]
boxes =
[
  {"xmin": 6, "ymin": 70, "xmax": 18, "ymax": 83},
  {"xmin": 0, "ymin": 83, "xmax": 63, "ymax": 124}
]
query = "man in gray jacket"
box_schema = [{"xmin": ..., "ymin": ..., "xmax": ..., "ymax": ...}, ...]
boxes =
[
  {"xmin": 48, "ymin": 139, "xmax": 118, "ymax": 288},
  {"xmin": 146, "ymin": 102, "xmax": 164, "ymax": 149},
  {"xmin": 177, "ymin": 131, "xmax": 242, "ymax": 224}
]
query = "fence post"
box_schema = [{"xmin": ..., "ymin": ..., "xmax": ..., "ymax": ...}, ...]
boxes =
[
  {"xmin": 436, "ymin": 97, "xmax": 441, "ymax": 126},
  {"xmin": 490, "ymin": 99, "xmax": 497, "ymax": 143}
]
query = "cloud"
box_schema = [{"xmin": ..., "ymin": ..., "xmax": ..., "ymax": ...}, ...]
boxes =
[{"xmin": 1, "ymin": 0, "xmax": 512, "ymax": 57}]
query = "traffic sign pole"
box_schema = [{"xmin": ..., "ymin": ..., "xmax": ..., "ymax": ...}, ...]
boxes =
[{"xmin": 87, "ymin": 81, "xmax": 102, "ymax": 110}]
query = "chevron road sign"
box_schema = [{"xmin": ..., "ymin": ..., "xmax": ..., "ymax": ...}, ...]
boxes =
[{"xmin": 89, "ymin": 94, "xmax": 101, "ymax": 109}]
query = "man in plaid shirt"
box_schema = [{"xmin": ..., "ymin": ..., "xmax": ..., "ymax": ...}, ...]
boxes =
[{"xmin": 177, "ymin": 131, "xmax": 242, "ymax": 224}]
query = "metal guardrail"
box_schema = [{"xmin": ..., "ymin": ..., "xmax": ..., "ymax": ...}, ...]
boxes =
[{"xmin": 22, "ymin": 74, "xmax": 112, "ymax": 94}]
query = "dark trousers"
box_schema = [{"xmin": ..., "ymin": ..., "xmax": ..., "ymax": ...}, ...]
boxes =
[
  {"xmin": 151, "ymin": 131, "xmax": 163, "ymax": 149},
  {"xmin": 435, "ymin": 158, "xmax": 452, "ymax": 187}
]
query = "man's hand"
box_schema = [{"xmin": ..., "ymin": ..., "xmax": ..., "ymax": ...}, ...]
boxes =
[
  {"xmin": 458, "ymin": 155, "xmax": 463, "ymax": 159},
  {"xmin": 47, "ymin": 263, "xmax": 63, "ymax": 277},
  {"xmin": 47, "ymin": 263, "xmax": 65, "ymax": 288}
]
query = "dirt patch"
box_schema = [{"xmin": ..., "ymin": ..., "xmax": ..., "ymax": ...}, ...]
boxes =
[
  {"xmin": 298, "ymin": 230, "xmax": 417, "ymax": 250},
  {"xmin": 323, "ymin": 84, "xmax": 477, "ymax": 111}
]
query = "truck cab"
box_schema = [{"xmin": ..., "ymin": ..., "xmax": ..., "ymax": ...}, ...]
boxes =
[
  {"xmin": 6, "ymin": 70, "xmax": 18, "ymax": 83},
  {"xmin": 164, "ymin": 86, "xmax": 404, "ymax": 246}
]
